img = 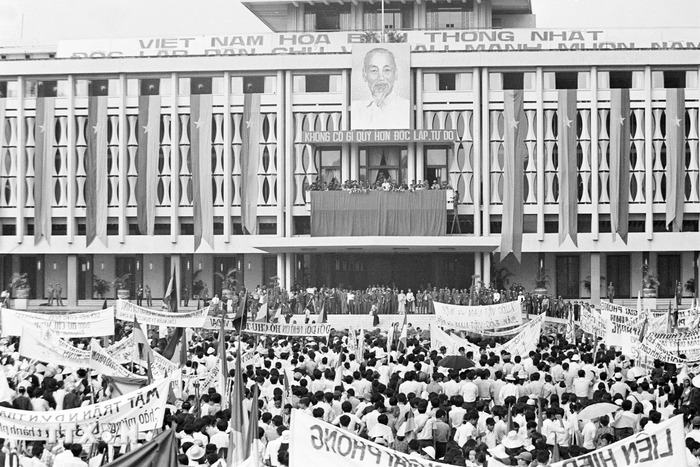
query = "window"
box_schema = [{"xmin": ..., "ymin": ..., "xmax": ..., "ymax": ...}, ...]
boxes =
[
  {"xmin": 438, "ymin": 74, "xmax": 456, "ymax": 91},
  {"xmin": 243, "ymin": 76, "xmax": 265, "ymax": 94},
  {"xmin": 503, "ymin": 73, "xmax": 524, "ymax": 90},
  {"xmin": 315, "ymin": 148, "xmax": 342, "ymax": 185},
  {"xmin": 0, "ymin": 82, "xmax": 6, "ymax": 98},
  {"xmin": 35, "ymin": 80, "xmax": 58, "ymax": 98},
  {"xmin": 663, "ymin": 70, "xmax": 686, "ymax": 88},
  {"xmin": 191, "ymin": 77, "xmax": 212, "ymax": 95},
  {"xmin": 425, "ymin": 147, "xmax": 449, "ymax": 184},
  {"xmin": 89, "ymin": 80, "xmax": 109, "ymax": 97},
  {"xmin": 555, "ymin": 72, "xmax": 578, "ymax": 90},
  {"xmin": 606, "ymin": 255, "xmax": 630, "ymax": 299},
  {"xmin": 305, "ymin": 5, "xmax": 350, "ymax": 31},
  {"xmin": 305, "ymin": 75, "xmax": 330, "ymax": 93},
  {"xmin": 363, "ymin": 5, "xmax": 410, "ymax": 30},
  {"xmin": 657, "ymin": 255, "xmax": 681, "ymax": 298},
  {"xmin": 609, "ymin": 71, "xmax": 632, "ymax": 89},
  {"xmin": 140, "ymin": 79, "xmax": 160, "ymax": 95},
  {"xmin": 359, "ymin": 147, "xmax": 407, "ymax": 185},
  {"xmin": 427, "ymin": 2, "xmax": 474, "ymax": 29}
]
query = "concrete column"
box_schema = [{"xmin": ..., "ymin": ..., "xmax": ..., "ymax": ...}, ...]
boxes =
[
  {"xmin": 474, "ymin": 253, "xmax": 482, "ymax": 286},
  {"xmin": 277, "ymin": 253, "xmax": 286, "ymax": 290},
  {"xmin": 67, "ymin": 75, "xmax": 76, "ymax": 243},
  {"xmin": 591, "ymin": 252, "xmax": 601, "ymax": 306},
  {"xmin": 473, "ymin": 68, "xmax": 482, "ymax": 236},
  {"xmin": 536, "ymin": 68, "xmax": 545, "ymax": 240},
  {"xmin": 590, "ymin": 67, "xmax": 599, "ymax": 240},
  {"xmin": 16, "ymin": 77, "xmax": 24, "ymax": 243},
  {"xmin": 171, "ymin": 254, "xmax": 182, "ymax": 308},
  {"xmin": 483, "ymin": 252, "xmax": 491, "ymax": 288},
  {"xmin": 481, "ymin": 68, "xmax": 490, "ymax": 235},
  {"xmin": 67, "ymin": 255, "xmax": 78, "ymax": 307},
  {"xmin": 285, "ymin": 253, "xmax": 293, "ymax": 291}
]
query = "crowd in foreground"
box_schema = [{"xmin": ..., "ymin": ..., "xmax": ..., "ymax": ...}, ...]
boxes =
[{"xmin": 0, "ymin": 307, "xmax": 699, "ymax": 467}]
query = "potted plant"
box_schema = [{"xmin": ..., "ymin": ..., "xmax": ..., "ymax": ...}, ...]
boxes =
[
  {"xmin": 534, "ymin": 267, "xmax": 549, "ymax": 296},
  {"xmin": 93, "ymin": 275, "xmax": 111, "ymax": 299},
  {"xmin": 491, "ymin": 267, "xmax": 513, "ymax": 292},
  {"xmin": 214, "ymin": 268, "xmax": 238, "ymax": 300},
  {"xmin": 10, "ymin": 273, "xmax": 30, "ymax": 299},
  {"xmin": 581, "ymin": 275, "xmax": 606, "ymax": 299},
  {"xmin": 192, "ymin": 269, "xmax": 205, "ymax": 299},
  {"xmin": 641, "ymin": 262, "xmax": 659, "ymax": 298},
  {"xmin": 114, "ymin": 273, "xmax": 133, "ymax": 300}
]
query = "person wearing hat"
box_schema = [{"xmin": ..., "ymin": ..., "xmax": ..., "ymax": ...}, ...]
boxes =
[
  {"xmin": 688, "ymin": 416, "xmax": 700, "ymax": 443},
  {"xmin": 185, "ymin": 444, "xmax": 205, "ymax": 466},
  {"xmin": 499, "ymin": 374, "xmax": 519, "ymax": 403},
  {"xmin": 516, "ymin": 451, "xmax": 533, "ymax": 466},
  {"xmin": 421, "ymin": 446, "xmax": 435, "ymax": 460}
]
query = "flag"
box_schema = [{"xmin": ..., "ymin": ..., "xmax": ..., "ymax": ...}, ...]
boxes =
[
  {"xmin": 552, "ymin": 433, "xmax": 561, "ymax": 462},
  {"xmin": 102, "ymin": 299, "xmax": 108, "ymax": 309},
  {"xmin": 163, "ymin": 268, "xmax": 177, "ymax": 313},
  {"xmin": 85, "ymin": 94, "xmax": 109, "ymax": 247},
  {"xmin": 666, "ymin": 88, "xmax": 686, "ymax": 231},
  {"xmin": 228, "ymin": 336, "xmax": 250, "ymax": 465},
  {"xmin": 333, "ymin": 354, "xmax": 343, "ymax": 389},
  {"xmin": 34, "ymin": 94, "xmax": 56, "ymax": 245},
  {"xmin": 638, "ymin": 314, "xmax": 649, "ymax": 344},
  {"xmin": 397, "ymin": 313, "xmax": 409, "ymax": 352},
  {"xmin": 132, "ymin": 317, "xmax": 154, "ymax": 365},
  {"xmin": 558, "ymin": 89, "xmax": 578, "ymax": 246},
  {"xmin": 162, "ymin": 328, "xmax": 188, "ymax": 366},
  {"xmin": 219, "ymin": 308, "xmax": 229, "ymax": 398},
  {"xmin": 135, "ymin": 94, "xmax": 160, "ymax": 236},
  {"xmin": 246, "ymin": 384, "xmax": 260, "ymax": 459},
  {"xmin": 233, "ymin": 290, "xmax": 248, "ymax": 333},
  {"xmin": 358, "ymin": 328, "xmax": 366, "ymax": 361},
  {"xmin": 609, "ymin": 88, "xmax": 630, "ymax": 243},
  {"xmin": 102, "ymin": 375, "xmax": 148, "ymax": 399},
  {"xmin": 145, "ymin": 352, "xmax": 154, "ymax": 385},
  {"xmin": 500, "ymin": 90, "xmax": 527, "ymax": 261},
  {"xmin": 241, "ymin": 93, "xmax": 261, "ymax": 235},
  {"xmin": 190, "ymin": 93, "xmax": 215, "ymax": 249},
  {"xmin": 318, "ymin": 302, "xmax": 327, "ymax": 324},
  {"xmin": 103, "ymin": 428, "xmax": 178, "ymax": 467},
  {"xmin": 396, "ymin": 409, "xmax": 416, "ymax": 442},
  {"xmin": 255, "ymin": 303, "xmax": 268, "ymax": 322}
]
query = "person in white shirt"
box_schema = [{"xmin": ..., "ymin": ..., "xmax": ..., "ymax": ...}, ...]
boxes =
[
  {"xmin": 54, "ymin": 444, "xmax": 87, "ymax": 467},
  {"xmin": 209, "ymin": 420, "xmax": 230, "ymax": 451},
  {"xmin": 454, "ymin": 410, "xmax": 479, "ymax": 448},
  {"xmin": 580, "ymin": 418, "xmax": 597, "ymax": 450}
]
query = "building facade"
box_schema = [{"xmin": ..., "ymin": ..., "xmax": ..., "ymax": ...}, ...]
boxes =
[{"xmin": 0, "ymin": 0, "xmax": 699, "ymax": 307}]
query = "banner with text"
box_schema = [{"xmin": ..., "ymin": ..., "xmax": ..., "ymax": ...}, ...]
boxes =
[
  {"xmin": 434, "ymin": 301, "xmax": 522, "ymax": 331},
  {"xmin": 58, "ymin": 28, "xmax": 700, "ymax": 58},
  {"xmin": 302, "ymin": 130, "xmax": 455, "ymax": 144},
  {"xmin": 90, "ymin": 339, "xmax": 142, "ymax": 378},
  {"xmin": 108, "ymin": 336, "xmax": 180, "ymax": 378},
  {"xmin": 2, "ymin": 307, "xmax": 114, "ymax": 338},
  {"xmin": 243, "ymin": 322, "xmax": 332, "ymax": 337},
  {"xmin": 550, "ymin": 415, "xmax": 685, "ymax": 467},
  {"xmin": 644, "ymin": 329, "xmax": 700, "ymax": 362},
  {"xmin": 290, "ymin": 409, "xmax": 441, "ymax": 467},
  {"xmin": 19, "ymin": 326, "xmax": 90, "ymax": 368},
  {"xmin": 115, "ymin": 300, "xmax": 208, "ymax": 328},
  {"xmin": 0, "ymin": 378, "xmax": 170, "ymax": 441},
  {"xmin": 203, "ymin": 315, "xmax": 238, "ymax": 331},
  {"xmin": 579, "ymin": 307, "xmax": 608, "ymax": 337}
]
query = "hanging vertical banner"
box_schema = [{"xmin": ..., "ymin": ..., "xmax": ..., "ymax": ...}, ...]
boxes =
[
  {"xmin": 135, "ymin": 94, "xmax": 160, "ymax": 236},
  {"xmin": 500, "ymin": 90, "xmax": 526, "ymax": 262},
  {"xmin": 190, "ymin": 93, "xmax": 215, "ymax": 249},
  {"xmin": 34, "ymin": 94, "xmax": 55, "ymax": 245},
  {"xmin": 666, "ymin": 88, "xmax": 686, "ymax": 231},
  {"xmin": 609, "ymin": 88, "xmax": 630, "ymax": 243},
  {"xmin": 85, "ymin": 93, "xmax": 109, "ymax": 246},
  {"xmin": 240, "ymin": 93, "xmax": 261, "ymax": 235},
  {"xmin": 558, "ymin": 89, "xmax": 578, "ymax": 246}
]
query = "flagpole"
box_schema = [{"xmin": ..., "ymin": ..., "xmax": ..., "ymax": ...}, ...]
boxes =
[{"xmin": 381, "ymin": 0, "xmax": 385, "ymax": 43}]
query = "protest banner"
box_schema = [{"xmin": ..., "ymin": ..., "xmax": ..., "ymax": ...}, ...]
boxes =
[
  {"xmin": 430, "ymin": 324, "xmax": 466, "ymax": 355},
  {"xmin": 601, "ymin": 301, "xmax": 641, "ymax": 353},
  {"xmin": 550, "ymin": 415, "xmax": 685, "ymax": 467},
  {"xmin": 203, "ymin": 315, "xmax": 238, "ymax": 331},
  {"xmin": 290, "ymin": 409, "xmax": 442, "ymax": 467},
  {"xmin": 108, "ymin": 336, "xmax": 179, "ymax": 378},
  {"xmin": 0, "ymin": 378, "xmax": 171, "ymax": 441},
  {"xmin": 115, "ymin": 300, "xmax": 209, "ymax": 328},
  {"xmin": 243, "ymin": 322, "xmax": 332, "ymax": 337},
  {"xmin": 496, "ymin": 313, "xmax": 544, "ymax": 356},
  {"xmin": 644, "ymin": 329, "xmax": 700, "ymax": 361},
  {"xmin": 433, "ymin": 301, "xmax": 522, "ymax": 331},
  {"xmin": 579, "ymin": 307, "xmax": 607, "ymax": 337},
  {"xmin": 90, "ymin": 339, "xmax": 141, "ymax": 378},
  {"xmin": 2, "ymin": 307, "xmax": 114, "ymax": 338},
  {"xmin": 19, "ymin": 325, "xmax": 90, "ymax": 368}
]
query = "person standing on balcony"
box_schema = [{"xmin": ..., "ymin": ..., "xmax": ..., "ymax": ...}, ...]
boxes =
[
  {"xmin": 47, "ymin": 283, "xmax": 54, "ymax": 306},
  {"xmin": 397, "ymin": 290, "xmax": 406, "ymax": 315},
  {"xmin": 406, "ymin": 289, "xmax": 414, "ymax": 314},
  {"xmin": 607, "ymin": 282, "xmax": 615, "ymax": 304},
  {"xmin": 136, "ymin": 285, "xmax": 144, "ymax": 306},
  {"xmin": 55, "ymin": 283, "xmax": 63, "ymax": 306},
  {"xmin": 145, "ymin": 285, "xmax": 152, "ymax": 307},
  {"xmin": 182, "ymin": 285, "xmax": 190, "ymax": 307}
]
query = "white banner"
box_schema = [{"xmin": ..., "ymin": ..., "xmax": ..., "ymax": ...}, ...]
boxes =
[
  {"xmin": 89, "ymin": 339, "xmax": 142, "ymax": 378},
  {"xmin": 108, "ymin": 336, "xmax": 180, "ymax": 378},
  {"xmin": 57, "ymin": 28, "xmax": 700, "ymax": 59},
  {"xmin": 430, "ymin": 324, "xmax": 465, "ymax": 355},
  {"xmin": 115, "ymin": 300, "xmax": 208, "ymax": 328},
  {"xmin": 551, "ymin": 415, "xmax": 686, "ymax": 467},
  {"xmin": 496, "ymin": 313, "xmax": 544, "ymax": 356},
  {"xmin": 19, "ymin": 326, "xmax": 90, "ymax": 368},
  {"xmin": 434, "ymin": 301, "xmax": 522, "ymax": 331},
  {"xmin": 290, "ymin": 409, "xmax": 440, "ymax": 467},
  {"xmin": 645, "ymin": 329, "xmax": 700, "ymax": 361},
  {"xmin": 579, "ymin": 307, "xmax": 607, "ymax": 336},
  {"xmin": 203, "ymin": 315, "xmax": 238, "ymax": 331},
  {"xmin": 2, "ymin": 307, "xmax": 114, "ymax": 338},
  {"xmin": 243, "ymin": 322, "xmax": 331, "ymax": 337},
  {"xmin": 0, "ymin": 378, "xmax": 171, "ymax": 441}
]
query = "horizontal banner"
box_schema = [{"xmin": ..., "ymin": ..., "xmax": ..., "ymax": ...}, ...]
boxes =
[
  {"xmin": 434, "ymin": 301, "xmax": 522, "ymax": 331},
  {"xmin": 115, "ymin": 300, "xmax": 208, "ymax": 328},
  {"xmin": 58, "ymin": 28, "xmax": 700, "ymax": 58},
  {"xmin": 90, "ymin": 339, "xmax": 142, "ymax": 378},
  {"xmin": 108, "ymin": 336, "xmax": 180, "ymax": 378},
  {"xmin": 301, "ymin": 129, "xmax": 455, "ymax": 144},
  {"xmin": 551, "ymin": 415, "xmax": 685, "ymax": 467},
  {"xmin": 579, "ymin": 307, "xmax": 607, "ymax": 336},
  {"xmin": 0, "ymin": 378, "xmax": 170, "ymax": 441},
  {"xmin": 290, "ymin": 409, "xmax": 440, "ymax": 467},
  {"xmin": 243, "ymin": 321, "xmax": 331, "ymax": 337},
  {"xmin": 203, "ymin": 315, "xmax": 238, "ymax": 331},
  {"xmin": 2, "ymin": 307, "xmax": 114, "ymax": 338},
  {"xmin": 19, "ymin": 326, "xmax": 90, "ymax": 368}
]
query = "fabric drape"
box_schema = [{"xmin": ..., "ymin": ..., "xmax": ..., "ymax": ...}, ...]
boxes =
[
  {"xmin": 666, "ymin": 88, "xmax": 685, "ymax": 231},
  {"xmin": 310, "ymin": 190, "xmax": 446, "ymax": 237},
  {"xmin": 86, "ymin": 95, "xmax": 109, "ymax": 247},
  {"xmin": 34, "ymin": 96, "xmax": 55, "ymax": 245},
  {"xmin": 500, "ymin": 90, "xmax": 526, "ymax": 262},
  {"xmin": 136, "ymin": 95, "xmax": 160, "ymax": 236},
  {"xmin": 241, "ymin": 93, "xmax": 261, "ymax": 235},
  {"xmin": 609, "ymin": 88, "xmax": 630, "ymax": 243},
  {"xmin": 558, "ymin": 89, "xmax": 578, "ymax": 246},
  {"xmin": 190, "ymin": 93, "xmax": 215, "ymax": 249}
]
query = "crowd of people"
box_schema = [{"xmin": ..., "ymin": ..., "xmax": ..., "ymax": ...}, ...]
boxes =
[
  {"xmin": 307, "ymin": 176, "xmax": 453, "ymax": 193},
  {"xmin": 0, "ymin": 284, "xmax": 696, "ymax": 467}
]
